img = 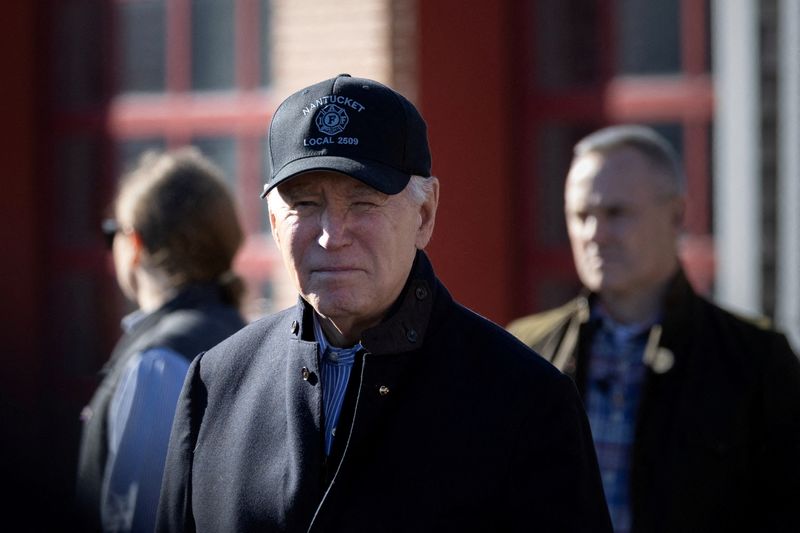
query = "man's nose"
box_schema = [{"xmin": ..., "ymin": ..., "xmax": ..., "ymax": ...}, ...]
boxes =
[{"xmin": 318, "ymin": 207, "xmax": 350, "ymax": 249}]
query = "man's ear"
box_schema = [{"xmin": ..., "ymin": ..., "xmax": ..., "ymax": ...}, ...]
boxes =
[
  {"xmin": 415, "ymin": 178, "xmax": 439, "ymax": 249},
  {"xmin": 267, "ymin": 201, "xmax": 281, "ymax": 246}
]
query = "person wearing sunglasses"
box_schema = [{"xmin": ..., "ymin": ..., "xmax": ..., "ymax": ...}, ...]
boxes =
[{"xmin": 76, "ymin": 148, "xmax": 246, "ymax": 533}]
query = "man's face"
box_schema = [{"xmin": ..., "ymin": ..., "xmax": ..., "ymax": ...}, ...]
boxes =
[
  {"xmin": 268, "ymin": 171, "xmax": 437, "ymax": 339},
  {"xmin": 111, "ymin": 210, "xmax": 139, "ymax": 304},
  {"xmin": 564, "ymin": 147, "xmax": 683, "ymax": 300}
]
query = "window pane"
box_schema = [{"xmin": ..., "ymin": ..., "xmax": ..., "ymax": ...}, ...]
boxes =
[
  {"xmin": 54, "ymin": 135, "xmax": 102, "ymax": 247},
  {"xmin": 648, "ymin": 123, "xmax": 683, "ymax": 162},
  {"xmin": 532, "ymin": 0, "xmax": 600, "ymax": 88},
  {"xmin": 616, "ymin": 0, "xmax": 681, "ymax": 74},
  {"xmin": 116, "ymin": 138, "xmax": 167, "ymax": 179},
  {"xmin": 191, "ymin": 136, "xmax": 238, "ymax": 189},
  {"xmin": 260, "ymin": 0, "xmax": 273, "ymax": 87},
  {"xmin": 116, "ymin": 0, "xmax": 166, "ymax": 93},
  {"xmin": 533, "ymin": 123, "xmax": 600, "ymax": 245},
  {"xmin": 192, "ymin": 0, "xmax": 235, "ymax": 90},
  {"xmin": 53, "ymin": 1, "xmax": 104, "ymax": 107}
]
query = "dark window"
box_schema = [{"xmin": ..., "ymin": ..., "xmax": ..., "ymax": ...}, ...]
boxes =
[
  {"xmin": 116, "ymin": 0, "xmax": 166, "ymax": 93},
  {"xmin": 533, "ymin": 123, "xmax": 600, "ymax": 246},
  {"xmin": 648, "ymin": 122, "xmax": 684, "ymax": 162},
  {"xmin": 54, "ymin": 2, "xmax": 104, "ymax": 107},
  {"xmin": 533, "ymin": 0, "xmax": 600, "ymax": 88},
  {"xmin": 117, "ymin": 138, "xmax": 167, "ymax": 177},
  {"xmin": 191, "ymin": 0, "xmax": 235, "ymax": 90},
  {"xmin": 616, "ymin": 0, "xmax": 681, "ymax": 74},
  {"xmin": 191, "ymin": 136, "xmax": 238, "ymax": 189}
]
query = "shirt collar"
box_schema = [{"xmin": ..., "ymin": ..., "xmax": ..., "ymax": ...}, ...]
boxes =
[
  {"xmin": 120, "ymin": 309, "xmax": 149, "ymax": 334},
  {"xmin": 591, "ymin": 302, "xmax": 657, "ymax": 342},
  {"xmin": 312, "ymin": 313, "xmax": 362, "ymax": 365}
]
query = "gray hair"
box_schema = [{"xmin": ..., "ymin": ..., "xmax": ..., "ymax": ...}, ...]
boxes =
[
  {"xmin": 573, "ymin": 125, "xmax": 686, "ymax": 196},
  {"xmin": 405, "ymin": 175, "xmax": 436, "ymax": 205}
]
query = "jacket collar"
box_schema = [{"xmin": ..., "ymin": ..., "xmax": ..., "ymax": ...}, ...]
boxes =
[
  {"xmin": 102, "ymin": 282, "xmax": 229, "ymax": 376},
  {"xmin": 292, "ymin": 250, "xmax": 437, "ymax": 356},
  {"xmin": 656, "ymin": 268, "xmax": 697, "ymax": 358},
  {"xmin": 576, "ymin": 268, "xmax": 695, "ymax": 375},
  {"xmin": 120, "ymin": 282, "xmax": 227, "ymax": 333},
  {"xmin": 579, "ymin": 268, "xmax": 694, "ymax": 328}
]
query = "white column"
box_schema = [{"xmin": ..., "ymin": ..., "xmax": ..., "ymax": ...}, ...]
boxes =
[
  {"xmin": 776, "ymin": 0, "xmax": 800, "ymax": 350},
  {"xmin": 711, "ymin": 0, "xmax": 762, "ymax": 315}
]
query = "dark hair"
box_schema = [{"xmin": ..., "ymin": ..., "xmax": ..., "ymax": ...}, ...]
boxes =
[
  {"xmin": 573, "ymin": 125, "xmax": 686, "ymax": 196},
  {"xmin": 115, "ymin": 147, "xmax": 245, "ymax": 307}
]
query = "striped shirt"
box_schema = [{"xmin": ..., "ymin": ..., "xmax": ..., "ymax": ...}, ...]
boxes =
[
  {"xmin": 313, "ymin": 315, "xmax": 363, "ymax": 456},
  {"xmin": 584, "ymin": 308, "xmax": 653, "ymax": 533}
]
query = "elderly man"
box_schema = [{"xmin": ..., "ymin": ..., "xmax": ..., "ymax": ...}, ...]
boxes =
[
  {"xmin": 508, "ymin": 125, "xmax": 800, "ymax": 533},
  {"xmin": 156, "ymin": 74, "xmax": 611, "ymax": 532}
]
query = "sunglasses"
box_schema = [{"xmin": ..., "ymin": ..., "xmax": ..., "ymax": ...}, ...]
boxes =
[{"xmin": 101, "ymin": 218, "xmax": 121, "ymax": 250}]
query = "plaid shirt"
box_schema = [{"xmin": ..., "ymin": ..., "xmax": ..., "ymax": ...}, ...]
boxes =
[{"xmin": 584, "ymin": 308, "xmax": 653, "ymax": 533}]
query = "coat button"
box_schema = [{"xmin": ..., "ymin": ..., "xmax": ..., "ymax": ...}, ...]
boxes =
[
  {"xmin": 406, "ymin": 329, "xmax": 418, "ymax": 343},
  {"xmin": 291, "ymin": 320, "xmax": 299, "ymax": 335},
  {"xmin": 378, "ymin": 385, "xmax": 390, "ymax": 396},
  {"xmin": 301, "ymin": 367, "xmax": 310, "ymax": 381},
  {"xmin": 415, "ymin": 286, "xmax": 428, "ymax": 300}
]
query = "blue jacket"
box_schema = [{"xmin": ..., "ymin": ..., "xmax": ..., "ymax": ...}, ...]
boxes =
[{"xmin": 157, "ymin": 252, "xmax": 612, "ymax": 532}]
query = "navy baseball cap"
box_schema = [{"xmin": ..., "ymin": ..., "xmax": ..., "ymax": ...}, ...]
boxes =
[{"xmin": 261, "ymin": 74, "xmax": 432, "ymax": 198}]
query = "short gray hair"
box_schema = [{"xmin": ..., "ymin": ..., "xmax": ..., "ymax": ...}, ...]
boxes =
[
  {"xmin": 574, "ymin": 125, "xmax": 686, "ymax": 196},
  {"xmin": 405, "ymin": 175, "xmax": 436, "ymax": 205}
]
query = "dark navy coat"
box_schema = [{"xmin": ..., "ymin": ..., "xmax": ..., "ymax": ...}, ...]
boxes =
[{"xmin": 157, "ymin": 253, "xmax": 612, "ymax": 532}]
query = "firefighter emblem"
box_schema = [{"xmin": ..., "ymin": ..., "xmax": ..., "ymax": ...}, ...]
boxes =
[{"xmin": 315, "ymin": 104, "xmax": 349, "ymax": 136}]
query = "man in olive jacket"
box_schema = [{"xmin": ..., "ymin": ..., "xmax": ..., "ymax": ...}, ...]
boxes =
[
  {"xmin": 508, "ymin": 125, "xmax": 800, "ymax": 533},
  {"xmin": 156, "ymin": 75, "xmax": 612, "ymax": 532}
]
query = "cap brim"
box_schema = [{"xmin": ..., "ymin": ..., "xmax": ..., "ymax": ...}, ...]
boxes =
[{"xmin": 261, "ymin": 156, "xmax": 412, "ymax": 198}]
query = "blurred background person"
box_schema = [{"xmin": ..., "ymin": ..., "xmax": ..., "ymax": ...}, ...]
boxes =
[
  {"xmin": 507, "ymin": 125, "xmax": 800, "ymax": 533},
  {"xmin": 75, "ymin": 148, "xmax": 247, "ymax": 532}
]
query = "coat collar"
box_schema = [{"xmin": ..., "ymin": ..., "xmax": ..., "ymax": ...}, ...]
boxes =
[
  {"xmin": 573, "ymin": 268, "xmax": 695, "ymax": 376},
  {"xmin": 102, "ymin": 282, "xmax": 230, "ymax": 376}
]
